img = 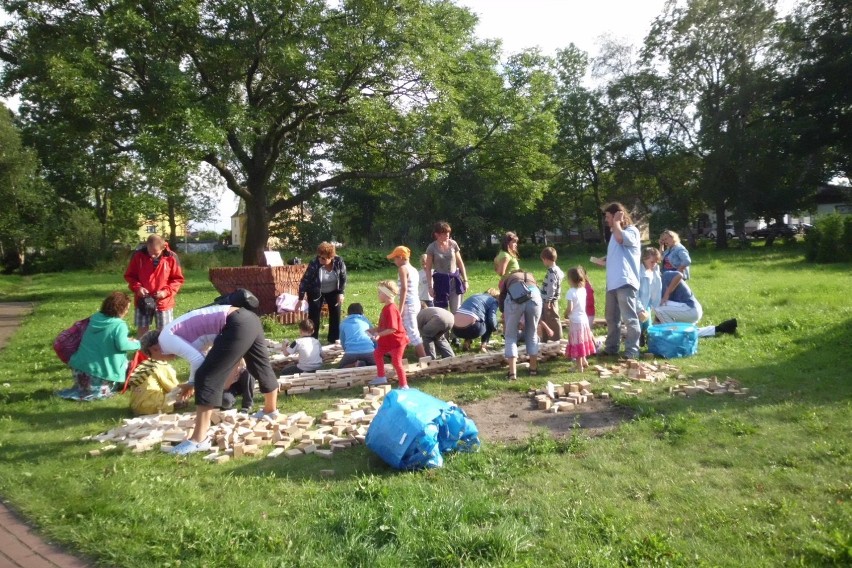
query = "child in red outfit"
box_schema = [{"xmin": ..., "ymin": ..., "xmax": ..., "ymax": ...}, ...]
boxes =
[{"xmin": 369, "ymin": 280, "xmax": 410, "ymax": 388}]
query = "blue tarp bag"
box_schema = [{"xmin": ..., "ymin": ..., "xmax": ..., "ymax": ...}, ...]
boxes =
[
  {"xmin": 366, "ymin": 388, "xmax": 480, "ymax": 470},
  {"xmin": 647, "ymin": 322, "xmax": 699, "ymax": 359}
]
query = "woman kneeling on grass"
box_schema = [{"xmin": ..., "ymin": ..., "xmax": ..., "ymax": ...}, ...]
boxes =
[
  {"xmin": 59, "ymin": 291, "xmax": 140, "ymax": 401},
  {"xmin": 140, "ymin": 304, "xmax": 280, "ymax": 455}
]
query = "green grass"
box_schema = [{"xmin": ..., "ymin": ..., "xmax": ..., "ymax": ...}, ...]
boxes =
[{"xmin": 0, "ymin": 244, "xmax": 850, "ymax": 567}]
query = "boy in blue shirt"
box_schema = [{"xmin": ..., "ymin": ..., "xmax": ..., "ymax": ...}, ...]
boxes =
[{"xmin": 338, "ymin": 303, "xmax": 376, "ymax": 368}]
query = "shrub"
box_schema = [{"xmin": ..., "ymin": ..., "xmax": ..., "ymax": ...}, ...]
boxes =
[{"xmin": 808, "ymin": 214, "xmax": 846, "ymax": 264}]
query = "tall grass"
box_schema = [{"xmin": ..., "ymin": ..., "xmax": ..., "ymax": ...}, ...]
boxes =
[{"xmin": 0, "ymin": 243, "xmax": 849, "ymax": 567}]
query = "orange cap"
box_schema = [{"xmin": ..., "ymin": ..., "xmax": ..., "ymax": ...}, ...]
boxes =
[{"xmin": 386, "ymin": 245, "xmax": 411, "ymax": 260}]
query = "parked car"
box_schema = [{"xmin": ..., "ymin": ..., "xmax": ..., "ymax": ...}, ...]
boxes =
[
  {"xmin": 751, "ymin": 223, "xmax": 798, "ymax": 239},
  {"xmin": 707, "ymin": 224, "xmax": 735, "ymax": 239}
]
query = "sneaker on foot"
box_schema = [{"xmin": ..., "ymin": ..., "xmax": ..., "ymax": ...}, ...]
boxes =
[
  {"xmin": 169, "ymin": 439, "xmax": 211, "ymax": 455},
  {"xmin": 368, "ymin": 377, "xmax": 388, "ymax": 386},
  {"xmin": 398, "ymin": 385, "xmax": 410, "ymax": 390},
  {"xmin": 251, "ymin": 408, "xmax": 279, "ymax": 421},
  {"xmin": 715, "ymin": 318, "xmax": 738, "ymax": 335}
]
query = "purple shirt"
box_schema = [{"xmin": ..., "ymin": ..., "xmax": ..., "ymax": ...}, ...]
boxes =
[{"xmin": 159, "ymin": 305, "xmax": 231, "ymax": 384}]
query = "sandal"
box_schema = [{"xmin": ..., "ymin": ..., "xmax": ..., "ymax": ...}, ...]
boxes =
[{"xmin": 506, "ymin": 372, "xmax": 517, "ymax": 381}]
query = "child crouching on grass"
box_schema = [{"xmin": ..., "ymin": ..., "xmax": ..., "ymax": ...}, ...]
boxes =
[
  {"xmin": 564, "ymin": 267, "xmax": 597, "ymax": 372},
  {"xmin": 280, "ymin": 319, "xmax": 324, "ymax": 376},
  {"xmin": 369, "ymin": 280, "xmax": 410, "ymax": 388}
]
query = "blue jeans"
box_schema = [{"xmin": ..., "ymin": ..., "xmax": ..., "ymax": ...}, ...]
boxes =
[
  {"xmin": 605, "ymin": 285, "xmax": 640, "ymax": 358},
  {"xmin": 503, "ymin": 290, "xmax": 542, "ymax": 359}
]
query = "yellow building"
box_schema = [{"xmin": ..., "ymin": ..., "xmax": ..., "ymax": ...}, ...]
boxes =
[{"xmin": 137, "ymin": 214, "xmax": 188, "ymax": 243}]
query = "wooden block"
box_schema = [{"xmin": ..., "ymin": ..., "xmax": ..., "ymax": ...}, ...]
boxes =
[
  {"xmin": 315, "ymin": 449, "xmax": 334, "ymax": 459},
  {"xmin": 214, "ymin": 454, "xmax": 231, "ymax": 464},
  {"xmin": 284, "ymin": 449, "xmax": 303, "ymax": 458},
  {"xmin": 88, "ymin": 449, "xmax": 101, "ymax": 457},
  {"xmin": 538, "ymin": 399, "xmax": 552, "ymax": 410}
]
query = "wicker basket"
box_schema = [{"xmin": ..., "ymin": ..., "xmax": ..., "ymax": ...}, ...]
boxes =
[{"xmin": 209, "ymin": 266, "xmax": 307, "ymax": 316}]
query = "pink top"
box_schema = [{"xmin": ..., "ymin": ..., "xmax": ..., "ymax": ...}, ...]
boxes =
[{"xmin": 158, "ymin": 305, "xmax": 231, "ymax": 384}]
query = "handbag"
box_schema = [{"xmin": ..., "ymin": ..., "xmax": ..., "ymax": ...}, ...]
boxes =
[
  {"xmin": 506, "ymin": 279, "xmax": 533, "ymax": 304},
  {"xmin": 53, "ymin": 317, "xmax": 90, "ymax": 364}
]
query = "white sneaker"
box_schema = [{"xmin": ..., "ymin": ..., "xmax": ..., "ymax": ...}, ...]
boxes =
[
  {"xmin": 251, "ymin": 409, "xmax": 279, "ymax": 421},
  {"xmin": 169, "ymin": 439, "xmax": 212, "ymax": 455}
]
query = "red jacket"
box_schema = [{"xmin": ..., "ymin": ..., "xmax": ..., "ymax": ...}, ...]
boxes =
[{"xmin": 124, "ymin": 244, "xmax": 185, "ymax": 311}]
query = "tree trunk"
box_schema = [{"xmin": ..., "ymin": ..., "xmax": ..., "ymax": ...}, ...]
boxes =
[
  {"xmin": 167, "ymin": 195, "xmax": 178, "ymax": 249},
  {"xmin": 714, "ymin": 203, "xmax": 728, "ymax": 249},
  {"xmin": 241, "ymin": 192, "xmax": 271, "ymax": 266}
]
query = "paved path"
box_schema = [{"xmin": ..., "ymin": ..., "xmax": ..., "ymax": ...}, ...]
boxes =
[{"xmin": 0, "ymin": 302, "xmax": 92, "ymax": 568}]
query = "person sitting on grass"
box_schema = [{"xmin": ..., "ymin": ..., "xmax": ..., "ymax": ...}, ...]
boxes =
[
  {"xmin": 368, "ymin": 280, "xmax": 409, "ymax": 389},
  {"xmin": 280, "ymin": 319, "xmax": 324, "ymax": 376},
  {"xmin": 654, "ymin": 270, "xmax": 738, "ymax": 337},
  {"xmin": 139, "ymin": 303, "xmax": 280, "ymax": 455},
  {"xmin": 338, "ymin": 303, "xmax": 376, "ymax": 368},
  {"xmin": 59, "ymin": 291, "xmax": 141, "ymax": 402}
]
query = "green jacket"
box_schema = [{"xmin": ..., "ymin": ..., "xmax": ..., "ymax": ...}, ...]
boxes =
[{"xmin": 69, "ymin": 312, "xmax": 140, "ymax": 382}]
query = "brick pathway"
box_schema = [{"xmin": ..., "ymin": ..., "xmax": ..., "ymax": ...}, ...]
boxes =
[{"xmin": 0, "ymin": 303, "xmax": 91, "ymax": 568}]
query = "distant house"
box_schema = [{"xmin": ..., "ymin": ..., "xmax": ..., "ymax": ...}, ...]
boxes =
[
  {"xmin": 137, "ymin": 214, "xmax": 188, "ymax": 243},
  {"xmin": 814, "ymin": 184, "xmax": 852, "ymax": 217},
  {"xmin": 230, "ymin": 199, "xmax": 311, "ymax": 249}
]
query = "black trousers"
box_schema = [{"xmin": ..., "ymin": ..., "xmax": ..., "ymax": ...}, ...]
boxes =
[
  {"xmin": 194, "ymin": 309, "xmax": 278, "ymax": 407},
  {"xmin": 308, "ymin": 291, "xmax": 342, "ymax": 343}
]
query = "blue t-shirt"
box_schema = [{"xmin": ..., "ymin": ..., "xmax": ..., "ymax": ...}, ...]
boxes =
[
  {"xmin": 339, "ymin": 314, "xmax": 375, "ymax": 354},
  {"xmin": 605, "ymin": 225, "xmax": 641, "ymax": 291}
]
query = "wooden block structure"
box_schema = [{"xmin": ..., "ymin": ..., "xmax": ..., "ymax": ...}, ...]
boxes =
[
  {"xmin": 669, "ymin": 376, "xmax": 748, "ymax": 397},
  {"xmin": 530, "ymin": 379, "xmax": 596, "ymax": 414},
  {"xmin": 87, "ymin": 390, "xmax": 388, "ymax": 463},
  {"xmin": 276, "ymin": 339, "xmax": 570, "ymax": 396}
]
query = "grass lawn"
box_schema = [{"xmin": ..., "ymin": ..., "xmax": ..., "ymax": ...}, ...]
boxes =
[{"xmin": 0, "ymin": 243, "xmax": 849, "ymax": 567}]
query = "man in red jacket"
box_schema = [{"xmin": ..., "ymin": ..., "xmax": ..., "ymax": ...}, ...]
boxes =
[{"xmin": 124, "ymin": 234, "xmax": 185, "ymax": 338}]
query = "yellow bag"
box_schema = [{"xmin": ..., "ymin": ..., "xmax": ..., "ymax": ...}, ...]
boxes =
[{"xmin": 128, "ymin": 360, "xmax": 179, "ymax": 415}]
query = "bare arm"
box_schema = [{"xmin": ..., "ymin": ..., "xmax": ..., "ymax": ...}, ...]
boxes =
[
  {"xmin": 494, "ymin": 256, "xmax": 510, "ymax": 277},
  {"xmin": 660, "ymin": 272, "xmax": 683, "ymax": 305},
  {"xmin": 397, "ymin": 266, "xmax": 408, "ymax": 309},
  {"xmin": 424, "ymin": 253, "xmax": 434, "ymax": 296},
  {"xmin": 456, "ymin": 251, "xmax": 468, "ymax": 283}
]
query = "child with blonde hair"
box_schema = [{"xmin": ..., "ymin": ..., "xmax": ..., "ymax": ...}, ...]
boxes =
[
  {"xmin": 564, "ymin": 267, "xmax": 597, "ymax": 372},
  {"xmin": 418, "ymin": 253, "xmax": 433, "ymax": 309},
  {"xmin": 369, "ymin": 280, "xmax": 410, "ymax": 388},
  {"xmin": 387, "ymin": 246, "xmax": 427, "ymax": 359}
]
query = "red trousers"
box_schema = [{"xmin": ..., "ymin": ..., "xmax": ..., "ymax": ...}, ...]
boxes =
[{"xmin": 374, "ymin": 344, "xmax": 408, "ymax": 388}]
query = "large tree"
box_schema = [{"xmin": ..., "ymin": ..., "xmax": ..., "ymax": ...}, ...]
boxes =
[
  {"xmin": 642, "ymin": 0, "xmax": 781, "ymax": 246},
  {"xmin": 1, "ymin": 0, "xmax": 512, "ymax": 265},
  {"xmin": 0, "ymin": 102, "xmax": 55, "ymax": 271}
]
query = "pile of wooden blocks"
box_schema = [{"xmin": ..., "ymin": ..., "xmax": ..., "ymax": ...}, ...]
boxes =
[
  {"xmin": 530, "ymin": 380, "xmax": 608, "ymax": 413},
  {"xmin": 84, "ymin": 384, "xmax": 394, "ymax": 463},
  {"xmin": 669, "ymin": 376, "xmax": 749, "ymax": 397},
  {"xmin": 276, "ymin": 340, "xmax": 570, "ymax": 395},
  {"xmin": 593, "ymin": 359, "xmax": 681, "ymax": 382}
]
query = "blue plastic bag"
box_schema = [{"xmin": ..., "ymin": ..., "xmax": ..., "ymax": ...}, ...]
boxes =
[
  {"xmin": 647, "ymin": 322, "xmax": 699, "ymax": 359},
  {"xmin": 366, "ymin": 389, "xmax": 480, "ymax": 470}
]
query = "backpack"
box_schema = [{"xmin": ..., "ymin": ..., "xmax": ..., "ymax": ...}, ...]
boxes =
[
  {"xmin": 128, "ymin": 359, "xmax": 179, "ymax": 415},
  {"xmin": 212, "ymin": 288, "xmax": 260, "ymax": 313},
  {"xmin": 53, "ymin": 318, "xmax": 90, "ymax": 364}
]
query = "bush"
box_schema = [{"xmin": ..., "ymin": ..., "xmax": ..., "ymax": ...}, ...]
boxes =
[
  {"xmin": 337, "ymin": 247, "xmax": 388, "ymax": 271},
  {"xmin": 805, "ymin": 214, "xmax": 849, "ymax": 263}
]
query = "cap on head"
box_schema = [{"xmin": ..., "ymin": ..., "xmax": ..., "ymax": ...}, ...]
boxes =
[{"xmin": 386, "ymin": 246, "xmax": 411, "ymax": 260}]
